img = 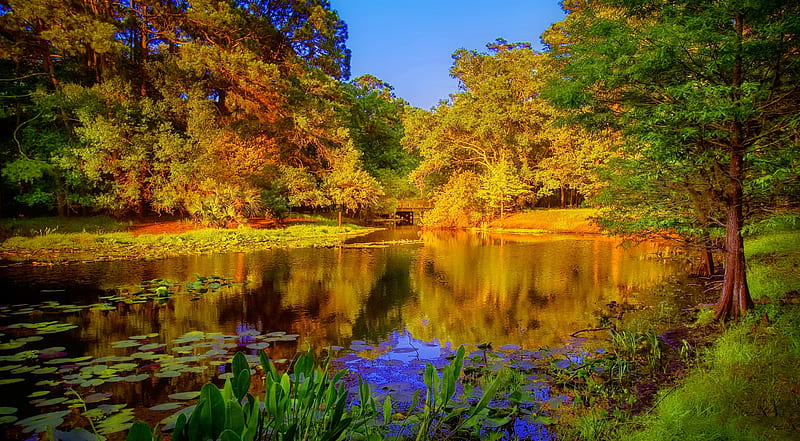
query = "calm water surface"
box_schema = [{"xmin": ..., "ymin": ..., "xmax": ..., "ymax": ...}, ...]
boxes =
[{"xmin": 0, "ymin": 227, "xmax": 685, "ymax": 438}]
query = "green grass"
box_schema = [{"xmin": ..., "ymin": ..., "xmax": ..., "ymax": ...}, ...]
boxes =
[
  {"xmin": 622, "ymin": 309, "xmax": 800, "ymax": 441},
  {"xmin": 746, "ymin": 230, "xmax": 800, "ymax": 301},
  {"xmin": 0, "ymin": 224, "xmax": 377, "ymax": 263},
  {"xmin": 0, "ymin": 215, "xmax": 131, "ymax": 239},
  {"xmin": 560, "ymin": 225, "xmax": 800, "ymax": 441},
  {"xmin": 487, "ymin": 208, "xmax": 600, "ymax": 233}
]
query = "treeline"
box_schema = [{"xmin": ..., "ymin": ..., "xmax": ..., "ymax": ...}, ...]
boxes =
[
  {"xmin": 0, "ymin": 0, "xmax": 413, "ymax": 225},
  {"xmin": 403, "ymin": 39, "xmax": 615, "ymax": 227}
]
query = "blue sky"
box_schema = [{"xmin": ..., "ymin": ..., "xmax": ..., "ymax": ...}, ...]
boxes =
[{"xmin": 331, "ymin": 1, "xmax": 566, "ymax": 109}]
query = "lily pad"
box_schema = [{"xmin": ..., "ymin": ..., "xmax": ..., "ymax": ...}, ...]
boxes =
[
  {"xmin": 84, "ymin": 393, "xmax": 112, "ymax": 403},
  {"xmin": 138, "ymin": 343, "xmax": 165, "ymax": 352},
  {"xmin": 245, "ymin": 342, "xmax": 269, "ymax": 350},
  {"xmin": 154, "ymin": 371, "xmax": 180, "ymax": 378},
  {"xmin": 95, "ymin": 409, "xmax": 135, "ymax": 435},
  {"xmin": 168, "ymin": 391, "xmax": 201, "ymax": 400},
  {"xmin": 28, "ymin": 391, "xmax": 50, "ymax": 398},
  {"xmin": 16, "ymin": 410, "xmax": 71, "ymax": 433},
  {"xmin": 0, "ymin": 407, "xmax": 17, "ymax": 415},
  {"xmin": 111, "ymin": 340, "xmax": 140, "ymax": 348},
  {"xmin": 31, "ymin": 366, "xmax": 58, "ymax": 375},
  {"xmin": 0, "ymin": 415, "xmax": 17, "ymax": 424},
  {"xmin": 149, "ymin": 402, "xmax": 183, "ymax": 411},
  {"xmin": 0, "ymin": 378, "xmax": 24, "ymax": 385},
  {"xmin": 35, "ymin": 397, "xmax": 68, "ymax": 407},
  {"xmin": 0, "ymin": 341, "xmax": 26, "ymax": 350},
  {"xmin": 123, "ymin": 374, "xmax": 150, "ymax": 382}
]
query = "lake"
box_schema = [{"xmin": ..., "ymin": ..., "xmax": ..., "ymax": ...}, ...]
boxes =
[{"xmin": 0, "ymin": 227, "xmax": 686, "ymax": 439}]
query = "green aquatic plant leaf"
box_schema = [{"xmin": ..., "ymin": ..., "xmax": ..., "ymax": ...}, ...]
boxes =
[
  {"xmin": 0, "ymin": 341, "xmax": 26, "ymax": 350},
  {"xmin": 0, "ymin": 407, "xmax": 17, "ymax": 415},
  {"xmin": 34, "ymin": 397, "xmax": 68, "ymax": 407},
  {"xmin": 149, "ymin": 402, "xmax": 183, "ymax": 411},
  {"xmin": 111, "ymin": 340, "xmax": 140, "ymax": 349},
  {"xmin": 16, "ymin": 409, "xmax": 71, "ymax": 433},
  {"xmin": 0, "ymin": 378, "xmax": 24, "ymax": 385},
  {"xmin": 138, "ymin": 343, "xmax": 165, "ymax": 352},
  {"xmin": 169, "ymin": 391, "xmax": 201, "ymax": 401},
  {"xmin": 96, "ymin": 408, "xmax": 135, "ymax": 435}
]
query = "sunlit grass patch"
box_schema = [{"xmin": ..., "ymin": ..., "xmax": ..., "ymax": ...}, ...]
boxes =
[
  {"xmin": 0, "ymin": 223, "xmax": 376, "ymax": 263},
  {"xmin": 622, "ymin": 309, "xmax": 800, "ymax": 441},
  {"xmin": 745, "ymin": 231, "xmax": 800, "ymax": 301},
  {"xmin": 488, "ymin": 208, "xmax": 600, "ymax": 233}
]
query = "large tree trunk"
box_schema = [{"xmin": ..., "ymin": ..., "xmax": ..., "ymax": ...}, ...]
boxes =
[
  {"xmin": 715, "ymin": 16, "xmax": 754, "ymax": 321},
  {"xmin": 715, "ymin": 124, "xmax": 753, "ymax": 319}
]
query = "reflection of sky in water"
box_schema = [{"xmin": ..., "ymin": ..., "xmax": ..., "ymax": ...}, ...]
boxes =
[{"xmin": 333, "ymin": 328, "xmax": 561, "ymax": 441}]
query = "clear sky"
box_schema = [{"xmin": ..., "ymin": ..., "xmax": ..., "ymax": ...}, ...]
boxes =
[{"xmin": 331, "ymin": 1, "xmax": 566, "ymax": 109}]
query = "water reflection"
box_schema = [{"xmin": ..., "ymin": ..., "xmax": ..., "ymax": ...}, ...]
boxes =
[
  {"xmin": 0, "ymin": 228, "xmax": 684, "ymax": 435},
  {"xmin": 0, "ymin": 228, "xmax": 684, "ymax": 354}
]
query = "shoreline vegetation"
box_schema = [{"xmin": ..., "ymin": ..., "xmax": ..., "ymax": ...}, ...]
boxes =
[
  {"xmin": 0, "ymin": 215, "xmax": 380, "ymax": 264},
  {"xmin": 0, "ymin": 209, "xmax": 602, "ymax": 265}
]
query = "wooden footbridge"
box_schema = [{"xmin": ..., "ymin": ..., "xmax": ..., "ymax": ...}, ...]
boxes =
[{"xmin": 395, "ymin": 199, "xmax": 433, "ymax": 225}]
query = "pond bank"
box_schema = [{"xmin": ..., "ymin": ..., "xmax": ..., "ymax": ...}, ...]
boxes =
[
  {"xmin": 0, "ymin": 221, "xmax": 379, "ymax": 264},
  {"xmin": 557, "ymin": 229, "xmax": 800, "ymax": 441}
]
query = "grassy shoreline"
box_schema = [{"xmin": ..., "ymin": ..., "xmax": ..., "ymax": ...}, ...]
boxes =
[
  {"xmin": 0, "ymin": 217, "xmax": 379, "ymax": 264},
  {"xmin": 561, "ymin": 229, "xmax": 800, "ymax": 441}
]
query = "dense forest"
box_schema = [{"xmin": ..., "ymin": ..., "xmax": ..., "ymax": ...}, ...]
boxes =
[
  {"xmin": 2, "ymin": 1, "xmax": 799, "ymax": 318},
  {"xmin": 0, "ymin": 0, "xmax": 618, "ymax": 227}
]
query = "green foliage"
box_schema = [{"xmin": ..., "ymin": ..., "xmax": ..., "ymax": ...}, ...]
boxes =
[
  {"xmin": 185, "ymin": 180, "xmax": 262, "ymax": 227},
  {"xmin": 0, "ymin": 0, "xmax": 385, "ymax": 220},
  {"xmin": 420, "ymin": 172, "xmax": 484, "ymax": 228},
  {"xmin": 622, "ymin": 310, "xmax": 800, "ymax": 441}
]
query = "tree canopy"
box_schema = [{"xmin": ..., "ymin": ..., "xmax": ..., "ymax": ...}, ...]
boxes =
[
  {"xmin": 0, "ymin": 0, "xmax": 409, "ymax": 222},
  {"xmin": 545, "ymin": 0, "xmax": 800, "ymax": 319}
]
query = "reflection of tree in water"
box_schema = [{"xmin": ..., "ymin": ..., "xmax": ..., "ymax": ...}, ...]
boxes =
[{"xmin": 351, "ymin": 252, "xmax": 416, "ymax": 342}]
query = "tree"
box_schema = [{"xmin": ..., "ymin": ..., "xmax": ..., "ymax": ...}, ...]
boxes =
[
  {"xmin": 546, "ymin": 0, "xmax": 800, "ymax": 319},
  {"xmin": 323, "ymin": 144, "xmax": 383, "ymax": 226},
  {"xmin": 403, "ymin": 41, "xmax": 549, "ymax": 224},
  {"xmin": 0, "ymin": 0, "xmax": 359, "ymax": 220}
]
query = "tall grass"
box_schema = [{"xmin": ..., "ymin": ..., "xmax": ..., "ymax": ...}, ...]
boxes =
[
  {"xmin": 0, "ymin": 215, "xmax": 130, "ymax": 238},
  {"xmin": 622, "ymin": 309, "xmax": 800, "ymax": 441}
]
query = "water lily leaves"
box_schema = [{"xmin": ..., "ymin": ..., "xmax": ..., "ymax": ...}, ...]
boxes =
[
  {"xmin": 168, "ymin": 391, "xmax": 201, "ymax": 401},
  {"xmin": 245, "ymin": 342, "xmax": 269, "ymax": 350},
  {"xmin": 149, "ymin": 402, "xmax": 183, "ymax": 411},
  {"xmin": 80, "ymin": 379, "xmax": 106, "ymax": 387},
  {"xmin": 16, "ymin": 409, "xmax": 71, "ymax": 433},
  {"xmin": 0, "ymin": 341, "xmax": 26, "ymax": 350},
  {"xmin": 18, "ymin": 336, "xmax": 44, "ymax": 343},
  {"xmin": 0, "ymin": 364, "xmax": 22, "ymax": 371},
  {"xmin": 28, "ymin": 390, "xmax": 50, "ymax": 398},
  {"xmin": 0, "ymin": 378, "xmax": 24, "ymax": 385},
  {"xmin": 137, "ymin": 343, "xmax": 165, "ymax": 352},
  {"xmin": 37, "ymin": 323, "xmax": 79, "ymax": 334},
  {"xmin": 34, "ymin": 397, "xmax": 68, "ymax": 407},
  {"xmin": 83, "ymin": 393, "xmax": 112, "ymax": 404},
  {"xmin": 95, "ymin": 408, "xmax": 135, "ymax": 435},
  {"xmin": 122, "ymin": 374, "xmax": 149, "ymax": 382},
  {"xmin": 111, "ymin": 340, "xmax": 139, "ymax": 349},
  {"xmin": 31, "ymin": 366, "xmax": 58, "ymax": 375}
]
